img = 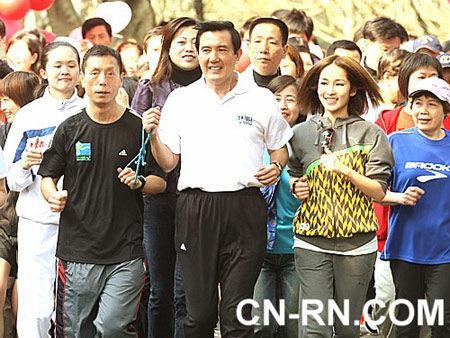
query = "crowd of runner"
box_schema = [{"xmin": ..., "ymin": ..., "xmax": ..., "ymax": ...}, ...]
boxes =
[{"xmin": 0, "ymin": 7, "xmax": 449, "ymax": 338}]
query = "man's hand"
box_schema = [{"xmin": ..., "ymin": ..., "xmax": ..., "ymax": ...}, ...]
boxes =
[
  {"xmin": 48, "ymin": 190, "xmax": 68, "ymax": 212},
  {"xmin": 142, "ymin": 107, "xmax": 161, "ymax": 134},
  {"xmin": 117, "ymin": 167, "xmax": 143, "ymax": 190},
  {"xmin": 399, "ymin": 186, "xmax": 425, "ymax": 206},
  {"xmin": 255, "ymin": 164, "xmax": 280, "ymax": 186},
  {"xmin": 22, "ymin": 139, "xmax": 43, "ymax": 170},
  {"xmin": 291, "ymin": 177, "xmax": 309, "ymax": 201}
]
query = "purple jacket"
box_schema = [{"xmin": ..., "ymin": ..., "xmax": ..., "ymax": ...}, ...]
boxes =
[
  {"xmin": 131, "ymin": 79, "xmax": 182, "ymax": 115},
  {"xmin": 131, "ymin": 79, "xmax": 183, "ymax": 193}
]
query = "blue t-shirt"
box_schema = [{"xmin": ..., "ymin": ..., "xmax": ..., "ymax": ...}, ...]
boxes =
[{"xmin": 382, "ymin": 128, "xmax": 450, "ymax": 264}]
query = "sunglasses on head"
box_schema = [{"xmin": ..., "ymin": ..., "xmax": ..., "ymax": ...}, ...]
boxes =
[{"xmin": 321, "ymin": 127, "xmax": 334, "ymax": 154}]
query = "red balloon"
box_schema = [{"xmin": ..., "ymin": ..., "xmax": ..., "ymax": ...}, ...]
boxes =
[
  {"xmin": 29, "ymin": 0, "xmax": 54, "ymax": 11},
  {"xmin": 0, "ymin": 14, "xmax": 23, "ymax": 40},
  {"xmin": 0, "ymin": 0, "xmax": 30, "ymax": 20}
]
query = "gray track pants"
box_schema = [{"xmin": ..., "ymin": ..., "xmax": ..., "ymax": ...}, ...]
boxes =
[
  {"xmin": 55, "ymin": 258, "xmax": 145, "ymax": 338},
  {"xmin": 295, "ymin": 248, "xmax": 376, "ymax": 338}
]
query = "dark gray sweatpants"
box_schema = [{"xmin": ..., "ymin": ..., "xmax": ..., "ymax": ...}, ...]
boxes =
[
  {"xmin": 295, "ymin": 248, "xmax": 376, "ymax": 338},
  {"xmin": 55, "ymin": 258, "xmax": 145, "ymax": 338}
]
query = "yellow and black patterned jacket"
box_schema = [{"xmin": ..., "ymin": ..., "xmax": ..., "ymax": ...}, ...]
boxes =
[{"xmin": 288, "ymin": 115, "xmax": 394, "ymax": 251}]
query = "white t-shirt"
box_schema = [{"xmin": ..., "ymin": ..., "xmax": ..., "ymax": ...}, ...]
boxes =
[
  {"xmin": 158, "ymin": 75, "xmax": 293, "ymax": 192},
  {"xmin": 0, "ymin": 147, "xmax": 6, "ymax": 179},
  {"xmin": 293, "ymin": 236, "xmax": 378, "ymax": 255}
]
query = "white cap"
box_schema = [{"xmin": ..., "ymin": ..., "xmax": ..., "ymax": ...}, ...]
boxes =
[{"xmin": 409, "ymin": 77, "xmax": 450, "ymax": 104}]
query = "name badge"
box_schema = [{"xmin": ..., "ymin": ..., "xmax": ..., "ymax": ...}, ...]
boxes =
[{"xmin": 75, "ymin": 142, "xmax": 91, "ymax": 161}]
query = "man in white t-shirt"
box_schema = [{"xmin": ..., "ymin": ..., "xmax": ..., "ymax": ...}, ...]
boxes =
[{"xmin": 143, "ymin": 21, "xmax": 293, "ymax": 338}]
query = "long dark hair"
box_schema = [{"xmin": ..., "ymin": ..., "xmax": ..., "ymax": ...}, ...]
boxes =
[
  {"xmin": 151, "ymin": 17, "xmax": 197, "ymax": 86},
  {"xmin": 298, "ymin": 55, "xmax": 382, "ymax": 116}
]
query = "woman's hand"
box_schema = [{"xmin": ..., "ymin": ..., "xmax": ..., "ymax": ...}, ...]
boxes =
[
  {"xmin": 381, "ymin": 187, "xmax": 425, "ymax": 206},
  {"xmin": 291, "ymin": 177, "xmax": 309, "ymax": 201},
  {"xmin": 320, "ymin": 148, "xmax": 351, "ymax": 176},
  {"xmin": 398, "ymin": 186, "xmax": 425, "ymax": 206}
]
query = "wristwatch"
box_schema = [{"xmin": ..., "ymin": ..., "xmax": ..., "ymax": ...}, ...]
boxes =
[
  {"xmin": 271, "ymin": 161, "xmax": 283, "ymax": 176},
  {"xmin": 137, "ymin": 175, "xmax": 146, "ymax": 190}
]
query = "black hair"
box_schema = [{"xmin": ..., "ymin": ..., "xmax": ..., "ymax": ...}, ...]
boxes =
[
  {"xmin": 362, "ymin": 17, "xmax": 408, "ymax": 43},
  {"xmin": 377, "ymin": 49, "xmax": 410, "ymax": 81},
  {"xmin": 272, "ymin": 9, "xmax": 314, "ymax": 40},
  {"xmin": 326, "ymin": 40, "xmax": 362, "ymax": 59},
  {"xmin": 152, "ymin": 17, "xmax": 197, "ymax": 85},
  {"xmin": 122, "ymin": 77, "xmax": 138, "ymax": 106},
  {"xmin": 33, "ymin": 42, "xmax": 81, "ymax": 98},
  {"xmin": 81, "ymin": 17, "xmax": 112, "ymax": 39},
  {"xmin": 195, "ymin": 21, "xmax": 241, "ymax": 54},
  {"xmin": 398, "ymin": 53, "xmax": 443, "ymax": 100},
  {"xmin": 40, "ymin": 41, "xmax": 80, "ymax": 71},
  {"xmin": 82, "ymin": 45, "xmax": 124, "ymax": 74},
  {"xmin": 249, "ymin": 17, "xmax": 289, "ymax": 46},
  {"xmin": 267, "ymin": 75, "xmax": 305, "ymax": 124},
  {"xmin": 0, "ymin": 60, "xmax": 13, "ymax": 79},
  {"xmin": 0, "ymin": 19, "xmax": 5, "ymax": 39}
]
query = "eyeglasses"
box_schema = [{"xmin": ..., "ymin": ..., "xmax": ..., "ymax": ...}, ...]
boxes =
[{"xmin": 321, "ymin": 128, "xmax": 334, "ymax": 154}]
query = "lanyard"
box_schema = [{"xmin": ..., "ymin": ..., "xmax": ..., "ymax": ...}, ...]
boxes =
[{"xmin": 125, "ymin": 127, "xmax": 152, "ymax": 182}]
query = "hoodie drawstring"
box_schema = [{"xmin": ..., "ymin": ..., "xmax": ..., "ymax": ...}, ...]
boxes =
[{"xmin": 342, "ymin": 122, "xmax": 347, "ymax": 145}]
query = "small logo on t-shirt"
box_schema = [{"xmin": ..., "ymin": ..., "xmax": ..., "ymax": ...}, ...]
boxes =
[
  {"xmin": 299, "ymin": 223, "xmax": 310, "ymax": 231},
  {"xmin": 75, "ymin": 142, "xmax": 91, "ymax": 161},
  {"xmin": 180, "ymin": 243, "xmax": 187, "ymax": 251},
  {"xmin": 237, "ymin": 115, "xmax": 253, "ymax": 126},
  {"xmin": 417, "ymin": 170, "xmax": 447, "ymax": 183},
  {"xmin": 118, "ymin": 149, "xmax": 128, "ymax": 156},
  {"xmin": 405, "ymin": 161, "xmax": 449, "ymax": 183}
]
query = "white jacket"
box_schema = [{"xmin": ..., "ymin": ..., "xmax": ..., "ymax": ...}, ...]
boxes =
[{"xmin": 3, "ymin": 89, "xmax": 85, "ymax": 225}]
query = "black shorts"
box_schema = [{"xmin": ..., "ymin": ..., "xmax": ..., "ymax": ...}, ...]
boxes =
[{"xmin": 0, "ymin": 228, "xmax": 17, "ymax": 277}]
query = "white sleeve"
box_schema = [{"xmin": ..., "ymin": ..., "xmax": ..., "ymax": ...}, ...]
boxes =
[
  {"xmin": 0, "ymin": 148, "xmax": 6, "ymax": 179},
  {"xmin": 3, "ymin": 110, "xmax": 34, "ymax": 192},
  {"xmin": 264, "ymin": 98, "xmax": 293, "ymax": 150},
  {"xmin": 158, "ymin": 91, "xmax": 181, "ymax": 154}
]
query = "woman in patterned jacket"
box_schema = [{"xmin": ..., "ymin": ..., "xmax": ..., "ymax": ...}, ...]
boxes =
[{"xmin": 288, "ymin": 55, "xmax": 394, "ymax": 337}]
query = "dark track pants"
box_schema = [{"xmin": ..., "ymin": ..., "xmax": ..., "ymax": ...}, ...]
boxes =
[
  {"xmin": 175, "ymin": 188, "xmax": 267, "ymax": 338},
  {"xmin": 390, "ymin": 260, "xmax": 450, "ymax": 338}
]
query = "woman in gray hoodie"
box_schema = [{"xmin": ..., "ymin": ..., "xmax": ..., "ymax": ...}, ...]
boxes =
[{"xmin": 288, "ymin": 55, "xmax": 394, "ymax": 337}]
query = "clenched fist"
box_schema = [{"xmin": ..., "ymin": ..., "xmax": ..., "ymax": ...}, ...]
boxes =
[{"xmin": 142, "ymin": 107, "xmax": 161, "ymax": 134}]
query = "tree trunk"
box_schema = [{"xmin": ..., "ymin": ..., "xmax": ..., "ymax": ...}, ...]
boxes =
[
  {"xmin": 47, "ymin": 0, "xmax": 81, "ymax": 36},
  {"xmin": 193, "ymin": 0, "xmax": 204, "ymax": 21}
]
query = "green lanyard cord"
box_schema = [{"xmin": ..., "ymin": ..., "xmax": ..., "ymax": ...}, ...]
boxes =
[{"xmin": 125, "ymin": 127, "xmax": 152, "ymax": 182}]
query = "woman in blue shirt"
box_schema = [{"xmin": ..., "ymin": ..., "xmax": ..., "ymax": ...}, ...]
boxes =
[
  {"xmin": 382, "ymin": 77, "xmax": 450, "ymax": 337},
  {"xmin": 253, "ymin": 75, "xmax": 302, "ymax": 338}
]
